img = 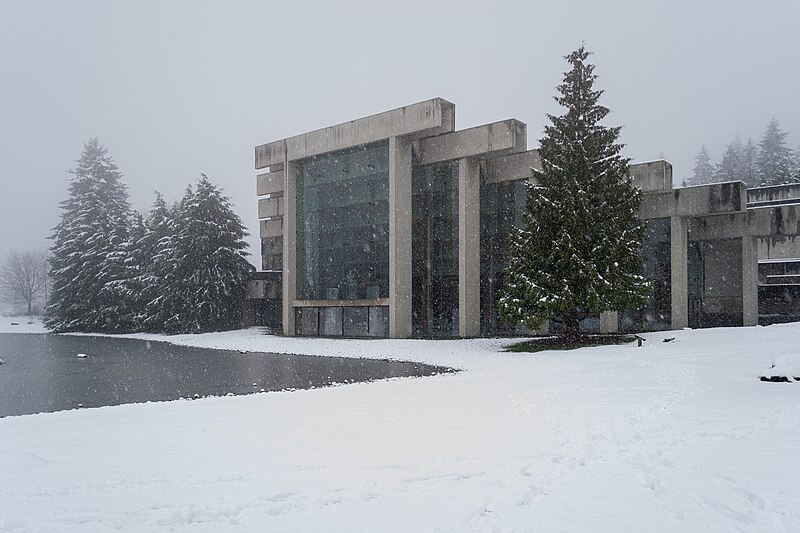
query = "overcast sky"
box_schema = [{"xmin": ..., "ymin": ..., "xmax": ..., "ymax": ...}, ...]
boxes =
[{"xmin": 1, "ymin": 0, "xmax": 798, "ymax": 266}]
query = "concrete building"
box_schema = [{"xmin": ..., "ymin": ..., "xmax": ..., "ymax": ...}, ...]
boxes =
[{"xmin": 254, "ymin": 98, "xmax": 800, "ymax": 338}]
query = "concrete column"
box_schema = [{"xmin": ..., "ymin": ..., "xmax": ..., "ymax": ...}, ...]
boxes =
[
  {"xmin": 670, "ymin": 216, "xmax": 688, "ymax": 329},
  {"xmin": 389, "ymin": 136, "xmax": 413, "ymax": 338},
  {"xmin": 458, "ymin": 158, "xmax": 481, "ymax": 337},
  {"xmin": 282, "ymin": 159, "xmax": 297, "ymax": 336},
  {"xmin": 599, "ymin": 311, "xmax": 619, "ymax": 333},
  {"xmin": 742, "ymin": 235, "xmax": 758, "ymax": 326}
]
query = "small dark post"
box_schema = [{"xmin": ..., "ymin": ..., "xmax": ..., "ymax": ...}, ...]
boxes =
[{"xmin": 634, "ymin": 334, "xmax": 645, "ymax": 347}]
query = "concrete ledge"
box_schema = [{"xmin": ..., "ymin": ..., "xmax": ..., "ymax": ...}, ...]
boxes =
[
  {"xmin": 259, "ymin": 218, "xmax": 283, "ymax": 238},
  {"xmin": 483, "ymin": 150, "xmax": 541, "ymax": 184},
  {"xmin": 642, "ymin": 181, "xmax": 746, "ymax": 219},
  {"xmin": 258, "ymin": 196, "xmax": 284, "ymax": 219},
  {"xmin": 257, "ymin": 171, "xmax": 285, "ymax": 196},
  {"xmin": 255, "ymin": 98, "xmax": 455, "ymax": 168},
  {"xmin": 414, "ymin": 119, "xmax": 527, "ymax": 165}
]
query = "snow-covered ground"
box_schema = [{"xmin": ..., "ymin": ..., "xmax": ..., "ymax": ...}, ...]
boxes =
[{"xmin": 1, "ymin": 322, "xmax": 799, "ymax": 531}]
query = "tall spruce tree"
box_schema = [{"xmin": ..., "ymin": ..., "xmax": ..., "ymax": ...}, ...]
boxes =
[
  {"xmin": 152, "ymin": 176, "xmax": 253, "ymax": 334},
  {"xmin": 498, "ymin": 46, "xmax": 648, "ymax": 340},
  {"xmin": 715, "ymin": 137, "xmax": 744, "ymax": 183},
  {"xmin": 757, "ymin": 119, "xmax": 794, "ymax": 186},
  {"xmin": 46, "ymin": 138, "xmax": 131, "ymax": 332},
  {"xmin": 741, "ymin": 138, "xmax": 758, "ymax": 187},
  {"xmin": 138, "ymin": 193, "xmax": 174, "ymax": 332},
  {"xmin": 687, "ymin": 145, "xmax": 715, "ymax": 186}
]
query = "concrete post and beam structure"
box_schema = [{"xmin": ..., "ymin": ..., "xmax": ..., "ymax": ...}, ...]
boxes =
[{"xmin": 255, "ymin": 99, "xmax": 800, "ymax": 338}]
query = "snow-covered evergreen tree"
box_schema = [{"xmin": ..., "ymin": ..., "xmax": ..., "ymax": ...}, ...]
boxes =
[
  {"xmin": 498, "ymin": 46, "xmax": 648, "ymax": 340},
  {"xmin": 686, "ymin": 145, "xmax": 715, "ymax": 186},
  {"xmin": 46, "ymin": 138, "xmax": 131, "ymax": 332},
  {"xmin": 757, "ymin": 119, "xmax": 794, "ymax": 186},
  {"xmin": 151, "ymin": 176, "xmax": 253, "ymax": 334},
  {"xmin": 741, "ymin": 138, "xmax": 758, "ymax": 187},
  {"xmin": 97, "ymin": 212, "xmax": 146, "ymax": 332},
  {"xmin": 715, "ymin": 137, "xmax": 744, "ymax": 183},
  {"xmin": 140, "ymin": 192, "xmax": 179, "ymax": 331}
]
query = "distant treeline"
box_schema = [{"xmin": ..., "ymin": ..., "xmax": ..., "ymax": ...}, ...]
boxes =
[
  {"xmin": 46, "ymin": 138, "xmax": 253, "ymax": 334},
  {"xmin": 683, "ymin": 118, "xmax": 799, "ymax": 188}
]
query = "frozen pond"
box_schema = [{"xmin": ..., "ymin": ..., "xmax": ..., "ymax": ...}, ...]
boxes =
[{"xmin": 0, "ymin": 334, "xmax": 453, "ymax": 417}]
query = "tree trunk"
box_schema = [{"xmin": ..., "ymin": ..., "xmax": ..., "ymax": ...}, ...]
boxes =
[{"xmin": 564, "ymin": 311, "xmax": 581, "ymax": 343}]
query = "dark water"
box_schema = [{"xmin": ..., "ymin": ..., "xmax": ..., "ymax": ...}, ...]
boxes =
[{"xmin": 0, "ymin": 334, "xmax": 453, "ymax": 417}]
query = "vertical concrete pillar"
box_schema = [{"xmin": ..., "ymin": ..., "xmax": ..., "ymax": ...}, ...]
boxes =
[
  {"xmin": 282, "ymin": 158, "xmax": 297, "ymax": 336},
  {"xmin": 599, "ymin": 311, "xmax": 619, "ymax": 333},
  {"xmin": 742, "ymin": 235, "xmax": 758, "ymax": 326},
  {"xmin": 389, "ymin": 136, "xmax": 412, "ymax": 338},
  {"xmin": 670, "ymin": 216, "xmax": 688, "ymax": 329},
  {"xmin": 458, "ymin": 158, "xmax": 480, "ymax": 337}
]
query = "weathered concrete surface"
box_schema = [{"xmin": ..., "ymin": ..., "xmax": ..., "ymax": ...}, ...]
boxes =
[
  {"xmin": 258, "ymin": 196, "xmax": 284, "ymax": 219},
  {"xmin": 414, "ymin": 120, "xmax": 526, "ymax": 165},
  {"xmin": 630, "ymin": 160, "xmax": 673, "ymax": 192},
  {"xmin": 458, "ymin": 157, "xmax": 480, "ymax": 337},
  {"xmin": 483, "ymin": 150, "xmax": 541, "ymax": 184},
  {"xmin": 388, "ymin": 136, "xmax": 413, "ymax": 338},
  {"xmin": 747, "ymin": 183, "xmax": 800, "ymax": 207},
  {"xmin": 257, "ymin": 171, "xmax": 284, "ymax": 196},
  {"xmin": 256, "ymin": 98, "xmax": 455, "ymax": 169},
  {"xmin": 282, "ymin": 161, "xmax": 297, "ymax": 336},
  {"xmin": 670, "ymin": 216, "xmax": 688, "ymax": 329}
]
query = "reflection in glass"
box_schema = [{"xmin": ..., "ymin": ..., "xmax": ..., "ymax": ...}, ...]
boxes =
[
  {"xmin": 412, "ymin": 161, "xmax": 459, "ymax": 337},
  {"xmin": 296, "ymin": 141, "xmax": 390, "ymax": 301}
]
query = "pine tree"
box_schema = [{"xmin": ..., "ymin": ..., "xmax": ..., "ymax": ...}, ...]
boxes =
[
  {"xmin": 498, "ymin": 46, "xmax": 648, "ymax": 341},
  {"xmin": 46, "ymin": 138, "xmax": 131, "ymax": 332},
  {"xmin": 756, "ymin": 119, "xmax": 794, "ymax": 186},
  {"xmin": 686, "ymin": 145, "xmax": 715, "ymax": 186},
  {"xmin": 715, "ymin": 137, "xmax": 744, "ymax": 183},
  {"xmin": 152, "ymin": 176, "xmax": 253, "ymax": 334},
  {"xmin": 97, "ymin": 212, "xmax": 146, "ymax": 332}
]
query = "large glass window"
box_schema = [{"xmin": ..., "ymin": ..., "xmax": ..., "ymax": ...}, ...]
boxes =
[
  {"xmin": 479, "ymin": 178, "xmax": 526, "ymax": 335},
  {"xmin": 412, "ymin": 161, "xmax": 459, "ymax": 337},
  {"xmin": 295, "ymin": 141, "xmax": 389, "ymax": 301},
  {"xmin": 619, "ymin": 217, "xmax": 672, "ymax": 331}
]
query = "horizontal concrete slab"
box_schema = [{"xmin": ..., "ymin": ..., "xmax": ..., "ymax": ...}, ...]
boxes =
[
  {"xmin": 641, "ymin": 181, "xmax": 747, "ymax": 219},
  {"xmin": 255, "ymin": 98, "xmax": 455, "ymax": 168},
  {"xmin": 483, "ymin": 150, "xmax": 541, "ymax": 184},
  {"xmin": 258, "ymin": 196, "xmax": 284, "ymax": 219},
  {"xmin": 630, "ymin": 160, "xmax": 673, "ymax": 192},
  {"xmin": 259, "ymin": 218, "xmax": 283, "ymax": 238},
  {"xmin": 257, "ymin": 171, "xmax": 284, "ymax": 196},
  {"xmin": 413, "ymin": 119, "xmax": 527, "ymax": 165}
]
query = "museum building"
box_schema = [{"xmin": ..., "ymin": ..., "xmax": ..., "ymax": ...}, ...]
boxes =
[{"xmin": 252, "ymin": 98, "xmax": 800, "ymax": 338}]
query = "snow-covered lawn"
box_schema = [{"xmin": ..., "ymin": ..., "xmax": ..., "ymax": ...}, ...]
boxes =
[{"xmin": 1, "ymin": 322, "xmax": 799, "ymax": 531}]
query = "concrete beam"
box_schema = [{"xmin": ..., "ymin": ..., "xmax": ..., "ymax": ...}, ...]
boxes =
[
  {"xmin": 483, "ymin": 150, "xmax": 541, "ymax": 184},
  {"xmin": 257, "ymin": 171, "xmax": 285, "ymax": 196},
  {"xmin": 458, "ymin": 157, "xmax": 480, "ymax": 337},
  {"xmin": 388, "ymin": 136, "xmax": 413, "ymax": 338},
  {"xmin": 414, "ymin": 119, "xmax": 526, "ymax": 165},
  {"xmin": 255, "ymin": 98, "xmax": 455, "ymax": 168}
]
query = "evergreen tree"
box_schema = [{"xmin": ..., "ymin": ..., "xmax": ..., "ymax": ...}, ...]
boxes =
[
  {"xmin": 97, "ymin": 212, "xmax": 146, "ymax": 332},
  {"xmin": 498, "ymin": 46, "xmax": 648, "ymax": 341},
  {"xmin": 46, "ymin": 138, "xmax": 131, "ymax": 332},
  {"xmin": 756, "ymin": 119, "xmax": 793, "ymax": 186},
  {"xmin": 686, "ymin": 145, "xmax": 715, "ymax": 186},
  {"xmin": 138, "ymin": 193, "xmax": 175, "ymax": 332},
  {"xmin": 152, "ymin": 176, "xmax": 253, "ymax": 334},
  {"xmin": 741, "ymin": 138, "xmax": 758, "ymax": 187},
  {"xmin": 715, "ymin": 137, "xmax": 744, "ymax": 183}
]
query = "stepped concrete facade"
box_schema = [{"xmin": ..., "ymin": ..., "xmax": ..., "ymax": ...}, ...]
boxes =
[{"xmin": 254, "ymin": 98, "xmax": 800, "ymax": 337}]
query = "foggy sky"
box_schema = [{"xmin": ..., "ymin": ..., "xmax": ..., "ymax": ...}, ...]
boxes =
[{"xmin": 1, "ymin": 0, "xmax": 798, "ymax": 266}]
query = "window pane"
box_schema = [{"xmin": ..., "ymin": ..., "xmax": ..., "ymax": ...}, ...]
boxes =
[
  {"xmin": 321, "ymin": 307, "xmax": 343, "ymax": 336},
  {"xmin": 296, "ymin": 141, "xmax": 390, "ymax": 301},
  {"xmin": 343, "ymin": 307, "xmax": 369, "ymax": 337}
]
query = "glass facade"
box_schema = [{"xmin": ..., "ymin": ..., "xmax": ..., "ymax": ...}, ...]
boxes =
[
  {"xmin": 688, "ymin": 238, "xmax": 743, "ymax": 328},
  {"xmin": 295, "ymin": 306, "xmax": 388, "ymax": 337},
  {"xmin": 479, "ymin": 178, "xmax": 526, "ymax": 335},
  {"xmin": 295, "ymin": 141, "xmax": 390, "ymax": 301},
  {"xmin": 411, "ymin": 161, "xmax": 459, "ymax": 337},
  {"xmin": 620, "ymin": 217, "xmax": 672, "ymax": 331}
]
